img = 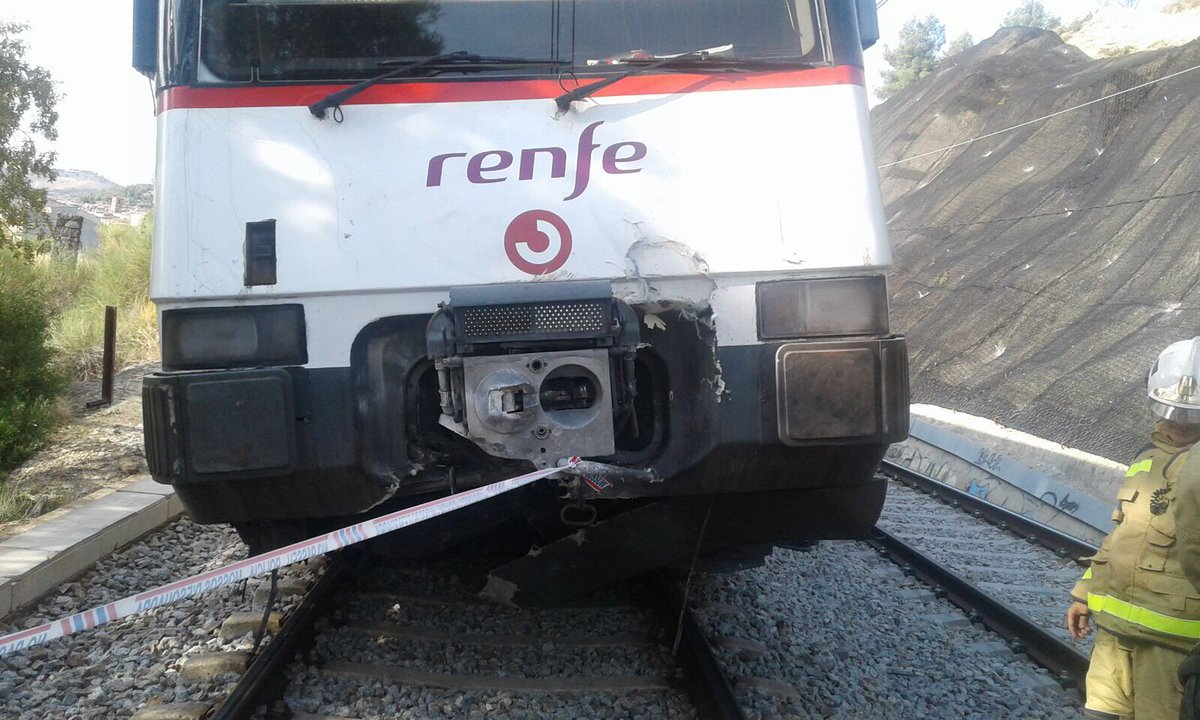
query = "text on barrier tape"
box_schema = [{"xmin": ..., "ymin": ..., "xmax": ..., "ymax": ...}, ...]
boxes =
[{"xmin": 0, "ymin": 458, "xmax": 579, "ymax": 656}]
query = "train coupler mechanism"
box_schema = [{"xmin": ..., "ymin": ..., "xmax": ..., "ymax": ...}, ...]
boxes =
[{"xmin": 426, "ymin": 280, "xmax": 640, "ymax": 469}]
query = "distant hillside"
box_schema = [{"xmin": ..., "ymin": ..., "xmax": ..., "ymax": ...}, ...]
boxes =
[
  {"xmin": 33, "ymin": 169, "xmax": 152, "ymax": 206},
  {"xmin": 874, "ymin": 28, "xmax": 1200, "ymax": 461},
  {"xmin": 34, "ymin": 169, "xmax": 121, "ymax": 200}
]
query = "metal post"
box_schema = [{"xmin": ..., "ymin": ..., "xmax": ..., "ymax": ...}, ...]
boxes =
[{"xmin": 87, "ymin": 306, "xmax": 117, "ymax": 409}]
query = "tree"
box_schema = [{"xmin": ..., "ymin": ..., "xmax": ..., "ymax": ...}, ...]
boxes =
[
  {"xmin": 1002, "ymin": 1, "xmax": 1062, "ymax": 30},
  {"xmin": 0, "ymin": 22, "xmax": 58, "ymax": 249},
  {"xmin": 878, "ymin": 16, "xmax": 946, "ymax": 100},
  {"xmin": 944, "ymin": 32, "xmax": 976, "ymax": 57}
]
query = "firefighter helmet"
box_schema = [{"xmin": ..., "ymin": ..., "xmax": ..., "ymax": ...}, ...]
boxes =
[{"xmin": 1148, "ymin": 337, "xmax": 1200, "ymax": 423}]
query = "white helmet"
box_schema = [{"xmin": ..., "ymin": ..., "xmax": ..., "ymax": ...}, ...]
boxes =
[{"xmin": 1148, "ymin": 337, "xmax": 1200, "ymax": 423}]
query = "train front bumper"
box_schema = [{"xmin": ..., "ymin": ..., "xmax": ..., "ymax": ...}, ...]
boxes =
[{"xmin": 141, "ymin": 334, "xmax": 908, "ymax": 521}]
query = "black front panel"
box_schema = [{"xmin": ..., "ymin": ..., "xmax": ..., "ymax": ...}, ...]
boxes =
[
  {"xmin": 776, "ymin": 338, "xmax": 908, "ymax": 446},
  {"xmin": 143, "ymin": 367, "xmax": 355, "ymax": 486},
  {"xmin": 184, "ymin": 374, "xmax": 293, "ymax": 473},
  {"xmin": 715, "ymin": 337, "xmax": 909, "ymax": 449},
  {"xmin": 779, "ymin": 346, "xmax": 879, "ymax": 440}
]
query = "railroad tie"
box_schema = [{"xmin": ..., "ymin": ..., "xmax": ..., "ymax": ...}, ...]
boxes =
[{"xmin": 321, "ymin": 660, "xmax": 677, "ymax": 692}]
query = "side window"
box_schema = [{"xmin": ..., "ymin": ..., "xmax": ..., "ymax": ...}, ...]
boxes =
[
  {"xmin": 200, "ymin": 1, "xmax": 251, "ymax": 82},
  {"xmin": 165, "ymin": 0, "xmax": 181, "ymax": 84},
  {"xmin": 163, "ymin": 0, "xmax": 198, "ymax": 86}
]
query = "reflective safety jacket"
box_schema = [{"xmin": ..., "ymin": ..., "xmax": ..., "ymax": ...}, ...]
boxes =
[{"xmin": 1072, "ymin": 425, "xmax": 1200, "ymax": 652}]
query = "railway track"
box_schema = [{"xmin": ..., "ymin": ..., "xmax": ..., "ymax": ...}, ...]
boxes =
[
  {"xmin": 875, "ymin": 460, "xmax": 1100, "ymax": 694},
  {"xmin": 197, "ymin": 460, "xmax": 1097, "ymax": 719},
  {"xmin": 3, "ymin": 456, "xmax": 1098, "ymax": 719},
  {"xmin": 205, "ymin": 551, "xmax": 743, "ymax": 720}
]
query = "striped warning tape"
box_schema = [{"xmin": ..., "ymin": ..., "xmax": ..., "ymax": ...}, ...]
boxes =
[{"xmin": 0, "ymin": 458, "xmax": 579, "ymax": 656}]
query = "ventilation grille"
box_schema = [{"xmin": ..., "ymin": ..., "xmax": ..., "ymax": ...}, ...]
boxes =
[{"xmin": 460, "ymin": 300, "xmax": 609, "ymax": 340}]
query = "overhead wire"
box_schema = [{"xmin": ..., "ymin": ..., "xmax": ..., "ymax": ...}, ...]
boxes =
[
  {"xmin": 889, "ymin": 188, "xmax": 1200, "ymax": 232},
  {"xmin": 878, "ymin": 58, "xmax": 1200, "ymax": 170}
]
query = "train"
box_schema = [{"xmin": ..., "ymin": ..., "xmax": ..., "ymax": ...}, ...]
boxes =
[{"xmin": 133, "ymin": 0, "xmax": 908, "ymax": 601}]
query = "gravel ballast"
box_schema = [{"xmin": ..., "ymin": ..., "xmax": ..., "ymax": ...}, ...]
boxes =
[
  {"xmin": 340, "ymin": 593, "xmax": 656, "ymax": 639},
  {"xmin": 278, "ymin": 557, "xmax": 696, "ymax": 719},
  {"xmin": 879, "ymin": 480, "xmax": 1094, "ymax": 651},
  {"xmin": 691, "ymin": 541, "xmax": 1082, "ymax": 720},
  {"xmin": 5, "ymin": 477, "xmax": 1093, "ymax": 719},
  {"xmin": 280, "ymin": 669, "xmax": 697, "ymax": 720},
  {"xmin": 0, "ymin": 518, "xmax": 314, "ymax": 719}
]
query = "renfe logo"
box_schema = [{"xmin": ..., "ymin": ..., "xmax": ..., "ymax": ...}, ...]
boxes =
[
  {"xmin": 504, "ymin": 210, "xmax": 573, "ymax": 275},
  {"xmin": 425, "ymin": 121, "xmax": 647, "ymax": 201}
]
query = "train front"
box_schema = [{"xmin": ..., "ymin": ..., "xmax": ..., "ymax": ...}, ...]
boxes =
[{"xmin": 137, "ymin": 0, "xmax": 909, "ymax": 579}]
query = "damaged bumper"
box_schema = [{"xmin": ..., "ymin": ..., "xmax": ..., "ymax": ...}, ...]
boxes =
[{"xmin": 142, "ymin": 281, "xmax": 908, "ymax": 524}]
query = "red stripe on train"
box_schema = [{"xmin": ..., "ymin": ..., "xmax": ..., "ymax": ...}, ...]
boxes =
[{"xmin": 157, "ymin": 66, "xmax": 864, "ymax": 113}]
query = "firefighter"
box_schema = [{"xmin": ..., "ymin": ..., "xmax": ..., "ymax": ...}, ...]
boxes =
[
  {"xmin": 1176, "ymin": 342, "xmax": 1200, "ymax": 719},
  {"xmin": 1067, "ymin": 337, "xmax": 1200, "ymax": 720}
]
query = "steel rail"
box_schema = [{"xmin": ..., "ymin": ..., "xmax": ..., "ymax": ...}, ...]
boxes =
[
  {"xmin": 209, "ymin": 556, "xmax": 347, "ymax": 720},
  {"xmin": 867, "ymin": 526, "xmax": 1090, "ymax": 694},
  {"xmin": 659, "ymin": 574, "xmax": 748, "ymax": 720},
  {"xmin": 880, "ymin": 459, "xmax": 1099, "ymax": 560}
]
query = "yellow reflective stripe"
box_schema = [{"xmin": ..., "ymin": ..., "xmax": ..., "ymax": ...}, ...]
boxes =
[
  {"xmin": 1126, "ymin": 459, "xmax": 1153, "ymax": 477},
  {"xmin": 1087, "ymin": 593, "xmax": 1200, "ymax": 639},
  {"xmin": 1082, "ymin": 567, "xmax": 1092, "ymax": 581}
]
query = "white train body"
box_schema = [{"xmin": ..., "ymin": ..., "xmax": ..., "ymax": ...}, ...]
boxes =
[
  {"xmin": 153, "ymin": 75, "xmax": 887, "ymax": 341},
  {"xmin": 136, "ymin": 0, "xmax": 908, "ymax": 561}
]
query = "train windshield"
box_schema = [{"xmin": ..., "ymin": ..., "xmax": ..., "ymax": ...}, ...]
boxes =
[{"xmin": 199, "ymin": 0, "xmax": 825, "ymax": 82}]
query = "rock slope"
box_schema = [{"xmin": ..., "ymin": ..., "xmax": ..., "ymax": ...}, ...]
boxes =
[{"xmin": 874, "ymin": 28, "xmax": 1200, "ymax": 461}]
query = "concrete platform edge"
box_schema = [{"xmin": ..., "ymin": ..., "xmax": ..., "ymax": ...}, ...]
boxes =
[
  {"xmin": 908, "ymin": 417, "xmax": 1114, "ymax": 531},
  {"xmin": 886, "ymin": 405, "xmax": 1121, "ymax": 547},
  {"xmin": 0, "ymin": 476, "xmax": 183, "ymax": 621}
]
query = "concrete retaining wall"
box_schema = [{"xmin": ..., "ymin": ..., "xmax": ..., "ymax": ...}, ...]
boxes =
[{"xmin": 885, "ymin": 404, "xmax": 1128, "ymax": 547}]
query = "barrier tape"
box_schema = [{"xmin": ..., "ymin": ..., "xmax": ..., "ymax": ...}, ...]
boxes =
[{"xmin": 0, "ymin": 458, "xmax": 580, "ymax": 656}]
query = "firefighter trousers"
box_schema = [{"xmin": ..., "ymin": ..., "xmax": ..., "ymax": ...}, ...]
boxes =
[{"xmin": 1085, "ymin": 630, "xmax": 1186, "ymax": 720}]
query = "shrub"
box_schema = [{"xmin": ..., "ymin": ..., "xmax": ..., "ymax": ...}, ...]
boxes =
[
  {"xmin": 0, "ymin": 248, "xmax": 64, "ymax": 475},
  {"xmin": 0, "ymin": 216, "xmax": 157, "ymax": 486}
]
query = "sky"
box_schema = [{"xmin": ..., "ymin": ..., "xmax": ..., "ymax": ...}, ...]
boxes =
[
  {"xmin": 3, "ymin": 3, "xmax": 156, "ymax": 186},
  {"xmin": 0, "ymin": 1, "xmax": 1143, "ymax": 187}
]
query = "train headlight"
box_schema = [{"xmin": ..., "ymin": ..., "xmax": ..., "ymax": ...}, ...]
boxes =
[
  {"xmin": 757, "ymin": 277, "xmax": 890, "ymax": 340},
  {"xmin": 162, "ymin": 304, "xmax": 307, "ymax": 371}
]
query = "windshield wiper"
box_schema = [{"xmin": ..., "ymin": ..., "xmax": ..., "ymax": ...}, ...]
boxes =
[
  {"xmin": 555, "ymin": 44, "xmax": 734, "ymax": 113},
  {"xmin": 309, "ymin": 51, "xmax": 563, "ymax": 120}
]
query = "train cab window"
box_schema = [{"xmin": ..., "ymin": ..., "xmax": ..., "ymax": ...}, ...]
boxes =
[
  {"xmin": 573, "ymin": 1, "xmax": 822, "ymax": 65},
  {"xmin": 198, "ymin": 0, "xmax": 826, "ymax": 83}
]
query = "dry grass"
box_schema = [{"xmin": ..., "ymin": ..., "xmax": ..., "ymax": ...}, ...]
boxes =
[
  {"xmin": 0, "ymin": 482, "xmax": 54, "ymax": 524},
  {"xmin": 0, "ymin": 216, "xmax": 157, "ymax": 500},
  {"xmin": 44, "ymin": 218, "xmax": 158, "ymax": 380}
]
